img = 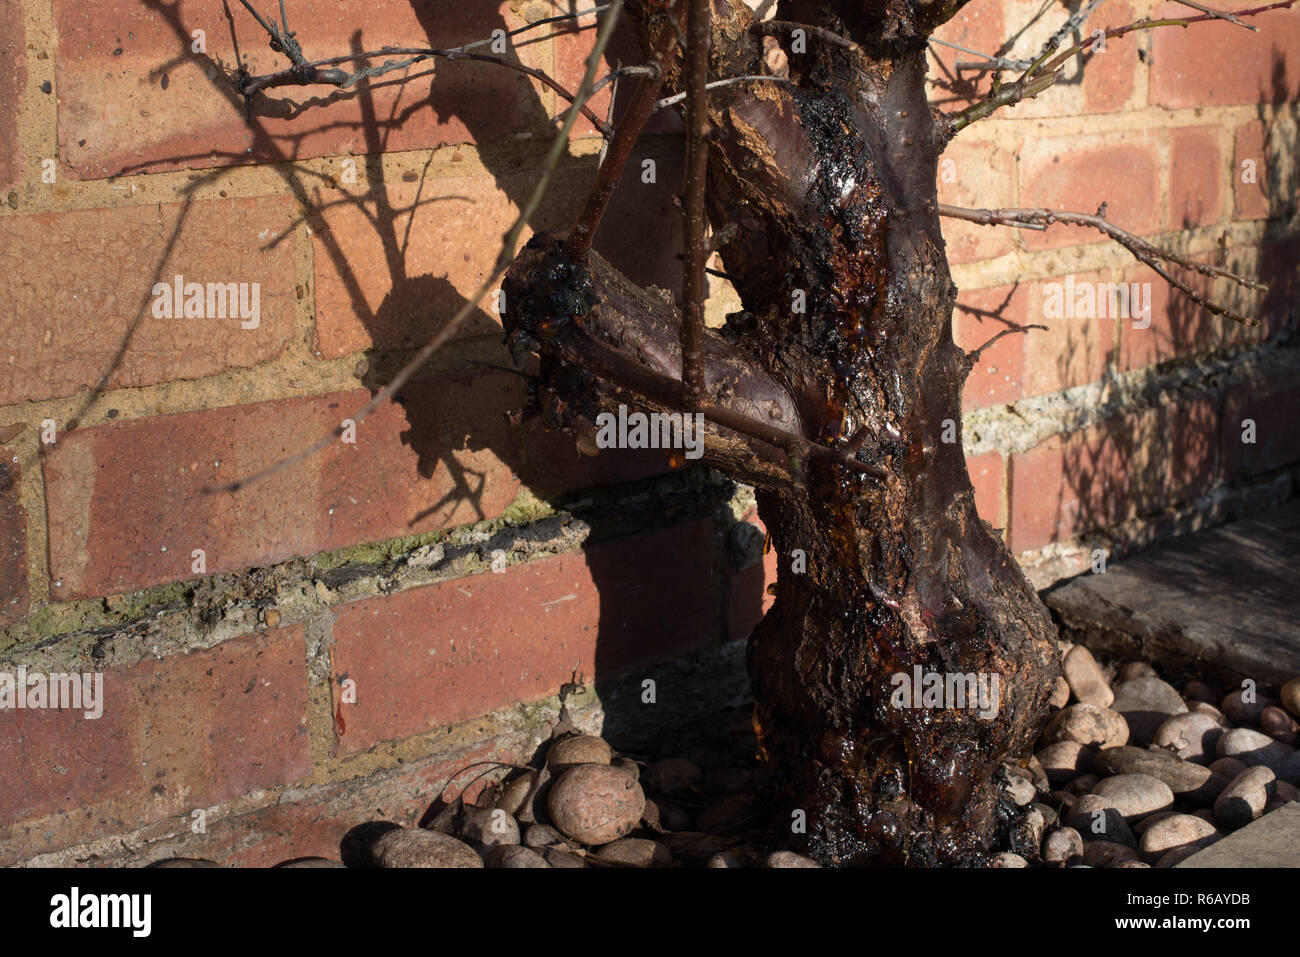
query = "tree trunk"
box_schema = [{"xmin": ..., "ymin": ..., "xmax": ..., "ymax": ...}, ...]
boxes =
[{"xmin": 503, "ymin": 0, "xmax": 1060, "ymax": 866}]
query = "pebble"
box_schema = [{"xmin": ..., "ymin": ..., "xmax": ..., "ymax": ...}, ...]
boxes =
[
  {"xmin": 1042, "ymin": 826, "xmax": 1084, "ymax": 864},
  {"xmin": 1091, "ymin": 773, "xmax": 1174, "ymax": 821},
  {"xmin": 1094, "ymin": 746, "xmax": 1228, "ymax": 805},
  {"xmin": 1110, "ymin": 677, "xmax": 1188, "ymax": 745},
  {"xmin": 1033, "ymin": 801, "xmax": 1060, "ymax": 829},
  {"xmin": 1064, "ymin": 646, "xmax": 1114, "ymax": 707},
  {"xmin": 1042, "ymin": 703, "xmax": 1129, "ymax": 749},
  {"xmin": 1260, "ymin": 706, "xmax": 1299, "ymax": 745},
  {"xmin": 340, "ymin": 821, "xmax": 401, "ymax": 867},
  {"xmin": 548, "ymin": 764, "xmax": 645, "ymax": 846},
  {"xmin": 1011, "ymin": 806, "xmax": 1046, "ymax": 857},
  {"xmin": 1049, "ymin": 676, "xmax": 1071, "ymax": 709},
  {"xmin": 1209, "ymin": 756, "xmax": 1246, "ymax": 778},
  {"xmin": 1183, "ymin": 680, "xmax": 1220, "ymax": 704},
  {"xmin": 1114, "ymin": 860, "xmax": 1151, "ymax": 868},
  {"xmin": 1006, "ymin": 774, "xmax": 1037, "ymax": 806},
  {"xmin": 992, "ymin": 852, "xmax": 1028, "ymax": 868},
  {"xmin": 147, "ymin": 857, "xmax": 221, "ymax": 868},
  {"xmin": 695, "ymin": 793, "xmax": 757, "ymax": 833},
  {"xmin": 707, "ymin": 848, "xmax": 759, "ymax": 868},
  {"xmin": 1156, "ymin": 846, "xmax": 1201, "ymax": 867},
  {"xmin": 1138, "ymin": 814, "xmax": 1220, "ymax": 863},
  {"xmin": 547, "ymin": 735, "xmax": 613, "ymax": 770},
  {"xmin": 496, "ymin": 772, "xmax": 537, "ymax": 817},
  {"xmin": 762, "ymin": 850, "xmax": 822, "ymax": 868},
  {"xmin": 1216, "ymin": 727, "xmax": 1295, "ymax": 774},
  {"xmin": 645, "ymin": 758, "xmax": 703, "ymax": 797},
  {"xmin": 1066, "ymin": 773, "xmax": 1100, "ymax": 795},
  {"xmin": 594, "ymin": 837, "xmax": 672, "ymax": 868},
  {"xmin": 1036, "ymin": 741, "xmax": 1094, "ymax": 786},
  {"xmin": 1117, "ymin": 661, "xmax": 1158, "ymax": 682},
  {"xmin": 1187, "ymin": 701, "xmax": 1226, "ymax": 721},
  {"xmin": 1068, "ymin": 795, "xmax": 1136, "ymax": 847},
  {"xmin": 543, "ymin": 847, "xmax": 587, "ymax": 868},
  {"xmin": 523, "ymin": 824, "xmax": 565, "ymax": 848},
  {"xmin": 1082, "ymin": 841, "xmax": 1139, "ymax": 867},
  {"xmin": 373, "ymin": 829, "xmax": 484, "ymax": 868},
  {"xmin": 1281, "ymin": 677, "xmax": 1300, "ymax": 720},
  {"xmin": 486, "ymin": 845, "xmax": 550, "ymax": 868},
  {"xmin": 612, "ymin": 757, "xmax": 640, "ymax": 781},
  {"xmin": 1213, "ymin": 765, "xmax": 1275, "ymax": 830},
  {"xmin": 1153, "ymin": 712, "xmax": 1224, "ymax": 764},
  {"xmin": 1221, "ymin": 689, "xmax": 1272, "ymax": 726},
  {"xmin": 274, "ymin": 857, "xmax": 345, "ymax": 868},
  {"xmin": 649, "ymin": 797, "xmax": 692, "ymax": 832},
  {"xmin": 458, "ymin": 805, "xmax": 521, "ymax": 848}
]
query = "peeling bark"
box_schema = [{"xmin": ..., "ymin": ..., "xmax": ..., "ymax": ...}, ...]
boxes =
[{"xmin": 503, "ymin": 0, "xmax": 1059, "ymax": 865}]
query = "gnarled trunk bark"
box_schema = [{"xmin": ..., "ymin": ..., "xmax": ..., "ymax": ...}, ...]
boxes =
[{"xmin": 503, "ymin": 0, "xmax": 1060, "ymax": 865}]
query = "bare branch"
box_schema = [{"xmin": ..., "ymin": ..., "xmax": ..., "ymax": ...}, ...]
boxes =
[
  {"xmin": 207, "ymin": 2, "xmax": 628, "ymax": 494},
  {"xmin": 681, "ymin": 0, "xmax": 710, "ymax": 408},
  {"xmin": 962, "ymin": 323, "xmax": 1048, "ymax": 369},
  {"xmin": 1171, "ymin": 0, "xmax": 1260, "ymax": 30},
  {"xmin": 938, "ymin": 203, "xmax": 1265, "ymax": 325},
  {"xmin": 654, "ymin": 75, "xmax": 788, "ymax": 110}
]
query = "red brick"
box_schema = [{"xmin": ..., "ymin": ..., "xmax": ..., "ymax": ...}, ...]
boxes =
[
  {"xmin": 329, "ymin": 519, "xmax": 716, "ymax": 753},
  {"xmin": 1021, "ymin": 271, "xmax": 1117, "ymax": 398},
  {"xmin": 938, "ymin": 139, "xmax": 1015, "ymax": 265},
  {"xmin": 43, "ymin": 374, "xmax": 521, "ymax": 598},
  {"xmin": 1150, "ymin": 0, "xmax": 1300, "ymax": 108},
  {"xmin": 1222, "ymin": 367, "xmax": 1300, "ymax": 478},
  {"xmin": 967, "ymin": 450, "xmax": 1004, "ymax": 528},
  {"xmin": 0, "ymin": 197, "xmax": 297, "ymax": 405},
  {"xmin": 0, "ymin": 626, "xmax": 310, "ymax": 862},
  {"xmin": 1082, "ymin": 2, "xmax": 1137, "ymax": 114},
  {"xmin": 927, "ymin": 2, "xmax": 1007, "ymax": 112},
  {"xmin": 1169, "ymin": 126, "xmax": 1223, "ymax": 230},
  {"xmin": 953, "ymin": 283, "xmax": 1027, "ymax": 409},
  {"xmin": 1120, "ymin": 262, "xmax": 1219, "ymax": 370},
  {"xmin": 0, "ymin": 0, "xmax": 24, "ymax": 189},
  {"xmin": 1233, "ymin": 121, "xmax": 1270, "ymax": 220},
  {"xmin": 53, "ymin": 1, "xmax": 544, "ymax": 178},
  {"xmin": 1009, "ymin": 399, "xmax": 1217, "ymax": 552},
  {"xmin": 0, "ymin": 448, "xmax": 26, "ymax": 625},
  {"xmin": 1019, "ymin": 133, "xmax": 1162, "ymax": 250}
]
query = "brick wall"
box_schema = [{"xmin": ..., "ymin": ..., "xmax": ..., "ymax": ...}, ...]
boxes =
[{"xmin": 1, "ymin": 0, "xmax": 1297, "ymax": 865}]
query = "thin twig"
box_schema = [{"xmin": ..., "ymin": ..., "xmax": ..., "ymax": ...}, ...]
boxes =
[
  {"xmin": 207, "ymin": 1, "xmax": 628, "ymax": 494},
  {"xmin": 1171, "ymin": 0, "xmax": 1259, "ymax": 30},
  {"xmin": 752, "ymin": 19, "xmax": 862, "ymax": 53},
  {"xmin": 963, "ymin": 324, "xmax": 1048, "ymax": 367},
  {"xmin": 565, "ymin": 4, "xmax": 685, "ymax": 258},
  {"xmin": 930, "ymin": 36, "xmax": 1032, "ymax": 72},
  {"xmin": 654, "ymin": 75, "xmax": 788, "ymax": 109},
  {"xmin": 938, "ymin": 203, "xmax": 1264, "ymax": 325},
  {"xmin": 680, "ymin": 0, "xmax": 710, "ymax": 408}
]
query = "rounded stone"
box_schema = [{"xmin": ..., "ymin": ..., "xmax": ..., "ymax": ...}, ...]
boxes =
[
  {"xmin": 1260, "ymin": 706, "xmax": 1299, "ymax": 745},
  {"xmin": 373, "ymin": 829, "xmax": 484, "ymax": 868},
  {"xmin": 523, "ymin": 823, "xmax": 565, "ymax": 848},
  {"xmin": 1068, "ymin": 794, "xmax": 1136, "ymax": 847},
  {"xmin": 486, "ymin": 845, "xmax": 550, "ymax": 868},
  {"xmin": 762, "ymin": 850, "xmax": 822, "ymax": 868},
  {"xmin": 645, "ymin": 758, "xmax": 702, "ymax": 797},
  {"xmin": 274, "ymin": 857, "xmax": 345, "ymax": 868},
  {"xmin": 1221, "ymin": 689, "xmax": 1272, "ymax": 726},
  {"xmin": 1213, "ymin": 765, "xmax": 1275, "ymax": 830},
  {"xmin": 1153, "ymin": 712, "xmax": 1224, "ymax": 764},
  {"xmin": 1063, "ymin": 645, "xmax": 1114, "ymax": 708},
  {"xmin": 612, "ymin": 757, "xmax": 640, "ymax": 781},
  {"xmin": 1209, "ymin": 756, "xmax": 1246, "ymax": 778},
  {"xmin": 1138, "ymin": 814, "xmax": 1219, "ymax": 862},
  {"xmin": 1216, "ymin": 727, "xmax": 1295, "ymax": 772},
  {"xmin": 1117, "ymin": 661, "xmax": 1158, "ymax": 682},
  {"xmin": 1005, "ymin": 773, "xmax": 1036, "ymax": 806},
  {"xmin": 1281, "ymin": 677, "xmax": 1300, "ymax": 720},
  {"xmin": 1042, "ymin": 703, "xmax": 1129, "ymax": 750},
  {"xmin": 1082, "ymin": 841, "xmax": 1138, "ymax": 867},
  {"xmin": 992, "ymin": 852, "xmax": 1028, "ymax": 868},
  {"xmin": 1156, "ymin": 846, "xmax": 1200, "ymax": 867},
  {"xmin": 707, "ymin": 848, "xmax": 757, "ymax": 868},
  {"xmin": 1183, "ymin": 680, "xmax": 1220, "ymax": 704},
  {"xmin": 1042, "ymin": 826, "xmax": 1084, "ymax": 864},
  {"xmin": 593, "ymin": 837, "xmax": 672, "ymax": 868},
  {"xmin": 147, "ymin": 857, "xmax": 221, "ymax": 868},
  {"xmin": 1048, "ymin": 676, "xmax": 1071, "ymax": 709},
  {"xmin": 1110, "ymin": 677, "xmax": 1187, "ymax": 746},
  {"xmin": 547, "ymin": 764, "xmax": 646, "ymax": 846},
  {"xmin": 1091, "ymin": 773, "xmax": 1175, "ymax": 821},
  {"xmin": 1037, "ymin": 741, "xmax": 1095, "ymax": 786},
  {"xmin": 1095, "ymin": 746, "xmax": 1228, "ymax": 805},
  {"xmin": 495, "ymin": 771, "xmax": 537, "ymax": 817},
  {"xmin": 547, "ymin": 734, "xmax": 613, "ymax": 770},
  {"xmin": 458, "ymin": 805, "xmax": 521, "ymax": 849}
]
